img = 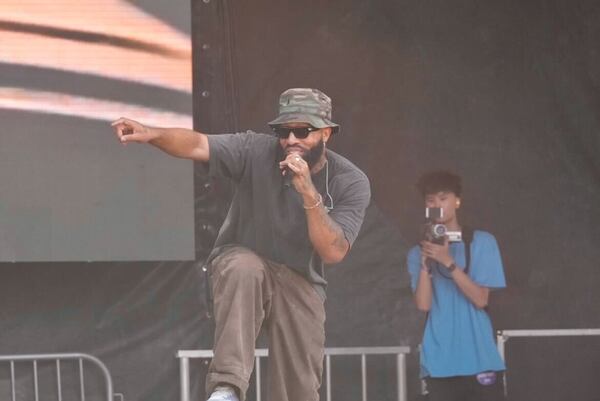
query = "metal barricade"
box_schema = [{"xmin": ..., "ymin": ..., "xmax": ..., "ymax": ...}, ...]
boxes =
[
  {"xmin": 0, "ymin": 353, "xmax": 116, "ymax": 401},
  {"xmin": 496, "ymin": 328, "xmax": 600, "ymax": 396},
  {"xmin": 177, "ymin": 346, "xmax": 410, "ymax": 401}
]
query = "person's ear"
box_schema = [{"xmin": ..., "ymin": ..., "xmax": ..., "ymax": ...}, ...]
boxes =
[{"xmin": 322, "ymin": 127, "xmax": 332, "ymax": 144}]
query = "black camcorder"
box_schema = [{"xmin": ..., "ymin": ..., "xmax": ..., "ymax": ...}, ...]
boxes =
[
  {"xmin": 423, "ymin": 207, "xmax": 462, "ymax": 244},
  {"xmin": 423, "ymin": 207, "xmax": 446, "ymax": 245}
]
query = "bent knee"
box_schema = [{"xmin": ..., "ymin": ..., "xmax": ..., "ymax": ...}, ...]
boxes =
[{"xmin": 211, "ymin": 246, "xmax": 266, "ymax": 282}]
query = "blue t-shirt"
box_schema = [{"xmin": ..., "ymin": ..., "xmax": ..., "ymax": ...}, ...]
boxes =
[{"xmin": 407, "ymin": 230, "xmax": 506, "ymax": 377}]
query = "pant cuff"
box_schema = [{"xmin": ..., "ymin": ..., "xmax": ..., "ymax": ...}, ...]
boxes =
[{"xmin": 206, "ymin": 372, "xmax": 249, "ymax": 401}]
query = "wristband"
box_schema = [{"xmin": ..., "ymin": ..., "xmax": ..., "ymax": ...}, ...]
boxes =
[{"xmin": 446, "ymin": 262, "xmax": 457, "ymax": 272}]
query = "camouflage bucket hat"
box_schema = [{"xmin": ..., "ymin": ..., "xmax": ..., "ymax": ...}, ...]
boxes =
[{"xmin": 268, "ymin": 88, "xmax": 340, "ymax": 134}]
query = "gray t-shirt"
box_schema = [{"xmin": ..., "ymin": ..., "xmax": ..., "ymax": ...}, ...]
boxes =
[{"xmin": 207, "ymin": 131, "xmax": 370, "ymax": 297}]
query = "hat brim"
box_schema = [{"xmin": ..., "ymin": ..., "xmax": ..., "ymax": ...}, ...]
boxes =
[{"xmin": 268, "ymin": 113, "xmax": 340, "ymax": 134}]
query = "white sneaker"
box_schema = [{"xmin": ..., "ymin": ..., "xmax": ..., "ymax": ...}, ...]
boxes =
[{"xmin": 207, "ymin": 385, "xmax": 239, "ymax": 401}]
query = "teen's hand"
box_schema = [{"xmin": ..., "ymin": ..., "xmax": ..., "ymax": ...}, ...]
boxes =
[{"xmin": 420, "ymin": 238, "xmax": 454, "ymax": 268}]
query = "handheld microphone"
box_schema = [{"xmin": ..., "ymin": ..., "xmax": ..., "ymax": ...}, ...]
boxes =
[
  {"xmin": 283, "ymin": 152, "xmax": 302, "ymax": 188},
  {"xmin": 283, "ymin": 167, "xmax": 293, "ymax": 188}
]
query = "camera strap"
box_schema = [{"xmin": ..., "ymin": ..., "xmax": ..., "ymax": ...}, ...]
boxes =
[
  {"xmin": 462, "ymin": 226, "xmax": 474, "ymax": 274},
  {"xmin": 462, "ymin": 226, "xmax": 491, "ymax": 313}
]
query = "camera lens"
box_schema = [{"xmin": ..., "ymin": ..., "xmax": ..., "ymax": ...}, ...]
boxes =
[{"xmin": 432, "ymin": 224, "xmax": 447, "ymax": 238}]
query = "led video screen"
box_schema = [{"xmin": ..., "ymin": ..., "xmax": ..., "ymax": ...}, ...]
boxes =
[{"xmin": 0, "ymin": 0, "xmax": 195, "ymax": 261}]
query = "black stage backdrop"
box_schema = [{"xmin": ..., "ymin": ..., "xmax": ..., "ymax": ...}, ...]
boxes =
[{"xmin": 1, "ymin": 1, "xmax": 599, "ymax": 400}]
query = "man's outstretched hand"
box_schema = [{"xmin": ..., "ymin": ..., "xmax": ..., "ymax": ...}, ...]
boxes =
[{"xmin": 111, "ymin": 117, "xmax": 157, "ymax": 144}]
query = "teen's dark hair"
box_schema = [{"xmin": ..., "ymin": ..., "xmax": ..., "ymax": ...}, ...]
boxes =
[{"xmin": 416, "ymin": 170, "xmax": 462, "ymax": 197}]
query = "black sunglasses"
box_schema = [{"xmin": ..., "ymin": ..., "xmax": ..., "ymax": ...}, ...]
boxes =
[{"xmin": 271, "ymin": 126, "xmax": 320, "ymax": 139}]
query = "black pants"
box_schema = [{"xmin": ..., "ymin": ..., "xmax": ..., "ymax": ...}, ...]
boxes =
[{"xmin": 425, "ymin": 374, "xmax": 505, "ymax": 401}]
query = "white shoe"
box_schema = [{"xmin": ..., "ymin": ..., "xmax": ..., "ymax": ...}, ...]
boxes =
[{"xmin": 207, "ymin": 385, "xmax": 239, "ymax": 401}]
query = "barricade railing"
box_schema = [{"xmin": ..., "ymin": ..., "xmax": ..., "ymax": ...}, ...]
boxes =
[
  {"xmin": 496, "ymin": 328, "xmax": 600, "ymax": 396},
  {"xmin": 177, "ymin": 346, "xmax": 410, "ymax": 401},
  {"xmin": 0, "ymin": 353, "xmax": 116, "ymax": 401}
]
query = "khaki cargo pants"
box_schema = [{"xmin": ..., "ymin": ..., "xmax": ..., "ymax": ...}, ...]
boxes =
[{"xmin": 205, "ymin": 246, "xmax": 326, "ymax": 401}]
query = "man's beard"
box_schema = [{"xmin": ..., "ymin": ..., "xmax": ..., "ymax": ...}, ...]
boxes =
[{"xmin": 304, "ymin": 139, "xmax": 325, "ymax": 169}]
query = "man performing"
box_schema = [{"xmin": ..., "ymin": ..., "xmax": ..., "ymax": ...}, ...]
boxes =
[
  {"xmin": 407, "ymin": 170, "xmax": 506, "ymax": 401},
  {"xmin": 111, "ymin": 88, "xmax": 371, "ymax": 401}
]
